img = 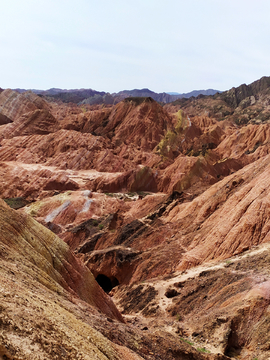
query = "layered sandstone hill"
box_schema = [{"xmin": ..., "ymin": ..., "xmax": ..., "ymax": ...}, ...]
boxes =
[
  {"xmin": 0, "ymin": 191, "xmax": 228, "ymax": 359},
  {"xmin": 1, "ymin": 79, "xmax": 270, "ymax": 359},
  {"xmin": 0, "ymin": 90, "xmax": 268, "ymax": 199},
  {"xmin": 0, "ymin": 198, "xmax": 122, "ymax": 320},
  {"xmin": 0, "ymin": 89, "xmax": 50, "ymax": 121}
]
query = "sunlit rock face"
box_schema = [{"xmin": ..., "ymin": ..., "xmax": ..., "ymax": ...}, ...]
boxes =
[{"xmin": 0, "ymin": 198, "xmax": 123, "ymax": 319}]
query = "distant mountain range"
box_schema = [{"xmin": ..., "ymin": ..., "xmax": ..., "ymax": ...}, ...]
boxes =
[{"xmin": 12, "ymin": 87, "xmax": 221, "ymax": 105}]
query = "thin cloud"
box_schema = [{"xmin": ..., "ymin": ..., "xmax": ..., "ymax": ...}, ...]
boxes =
[{"xmin": 0, "ymin": 0, "xmax": 269, "ymax": 92}]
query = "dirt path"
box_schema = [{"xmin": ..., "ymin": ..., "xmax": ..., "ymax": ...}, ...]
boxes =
[
  {"xmin": 2, "ymin": 160, "xmax": 123, "ymax": 186},
  {"xmin": 117, "ymin": 241, "xmax": 270, "ymax": 357},
  {"xmin": 145, "ymin": 241, "xmax": 270, "ymax": 314}
]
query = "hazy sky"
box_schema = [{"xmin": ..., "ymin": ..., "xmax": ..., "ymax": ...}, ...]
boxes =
[{"xmin": 1, "ymin": 0, "xmax": 270, "ymax": 93}]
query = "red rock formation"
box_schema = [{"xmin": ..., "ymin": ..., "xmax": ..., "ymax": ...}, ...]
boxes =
[
  {"xmin": 0, "ymin": 198, "xmax": 123, "ymax": 321},
  {"xmin": 0, "ymin": 109, "xmax": 58, "ymax": 139},
  {"xmin": 0, "ymin": 89, "xmax": 49, "ymax": 121},
  {"xmin": 3, "ymin": 81, "xmax": 270, "ymax": 358},
  {"xmin": 172, "ymin": 153, "xmax": 270, "ymax": 271},
  {"xmin": 0, "ymin": 200, "xmax": 228, "ymax": 359},
  {"xmin": 64, "ymin": 152, "xmax": 270, "ymax": 296},
  {"xmin": 89, "ymin": 165, "xmax": 158, "ymax": 193},
  {"xmin": 0, "ymin": 112, "xmax": 12, "ymax": 125},
  {"xmin": 157, "ymin": 155, "xmax": 217, "ymax": 193},
  {"xmin": 213, "ymin": 122, "xmax": 270, "ymax": 164}
]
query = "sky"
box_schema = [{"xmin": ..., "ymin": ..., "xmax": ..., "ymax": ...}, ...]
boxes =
[{"xmin": 1, "ymin": 0, "xmax": 270, "ymax": 93}]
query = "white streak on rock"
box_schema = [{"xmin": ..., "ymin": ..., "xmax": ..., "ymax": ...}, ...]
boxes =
[
  {"xmin": 45, "ymin": 201, "xmax": 71, "ymax": 223},
  {"xmin": 80, "ymin": 190, "xmax": 93, "ymax": 213}
]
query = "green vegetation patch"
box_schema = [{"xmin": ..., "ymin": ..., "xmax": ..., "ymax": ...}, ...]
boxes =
[
  {"xmin": 156, "ymin": 110, "xmax": 186, "ymax": 157},
  {"xmin": 197, "ymin": 347, "xmax": 211, "ymax": 353},
  {"xmin": 137, "ymin": 191, "xmax": 151, "ymax": 198},
  {"xmin": 123, "ymin": 97, "xmax": 154, "ymax": 105},
  {"xmin": 3, "ymin": 197, "xmax": 30, "ymax": 209},
  {"xmin": 105, "ymin": 193, "xmax": 115, "ymax": 197},
  {"xmin": 175, "ymin": 313, "xmax": 183, "ymax": 321},
  {"xmin": 180, "ymin": 338, "xmax": 194, "ymax": 346}
]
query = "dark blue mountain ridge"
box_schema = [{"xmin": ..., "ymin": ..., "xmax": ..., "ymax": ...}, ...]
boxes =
[{"xmin": 11, "ymin": 87, "xmax": 221, "ymax": 105}]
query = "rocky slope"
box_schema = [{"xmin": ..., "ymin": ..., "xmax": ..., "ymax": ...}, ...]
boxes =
[
  {"xmin": 0, "ymin": 198, "xmax": 228, "ymax": 360},
  {"xmin": 1, "ymin": 78, "xmax": 270, "ymax": 359},
  {"xmin": 0, "ymin": 89, "xmax": 49, "ymax": 121},
  {"xmin": 167, "ymin": 76, "xmax": 270, "ymax": 125}
]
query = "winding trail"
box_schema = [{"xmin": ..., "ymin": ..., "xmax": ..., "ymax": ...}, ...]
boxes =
[{"xmin": 144, "ymin": 240, "xmax": 270, "ymax": 314}]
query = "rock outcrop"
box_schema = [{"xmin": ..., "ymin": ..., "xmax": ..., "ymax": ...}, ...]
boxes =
[
  {"xmin": 0, "ymin": 89, "xmax": 49, "ymax": 121},
  {"xmin": 0, "ymin": 109, "xmax": 58, "ymax": 139},
  {"xmin": 0, "ymin": 112, "xmax": 12, "ymax": 125},
  {"xmin": 0, "ymin": 198, "xmax": 122, "ymax": 320}
]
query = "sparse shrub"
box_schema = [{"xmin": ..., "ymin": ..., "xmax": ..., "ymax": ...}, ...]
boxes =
[
  {"xmin": 175, "ymin": 110, "xmax": 184, "ymax": 132},
  {"xmin": 3, "ymin": 197, "xmax": 28, "ymax": 209},
  {"xmin": 156, "ymin": 110, "xmax": 188, "ymax": 157},
  {"xmin": 98, "ymin": 224, "xmax": 104, "ymax": 230},
  {"xmin": 180, "ymin": 338, "xmax": 194, "ymax": 346},
  {"xmin": 30, "ymin": 209, "xmax": 37, "ymax": 217},
  {"xmin": 123, "ymin": 97, "xmax": 153, "ymax": 106},
  {"xmin": 138, "ymin": 191, "xmax": 151, "ymax": 198},
  {"xmin": 127, "ymin": 192, "xmax": 136, "ymax": 197},
  {"xmin": 175, "ymin": 313, "xmax": 183, "ymax": 321},
  {"xmin": 197, "ymin": 347, "xmax": 210, "ymax": 353}
]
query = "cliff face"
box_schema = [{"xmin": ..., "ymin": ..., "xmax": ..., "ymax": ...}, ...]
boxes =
[
  {"xmin": 219, "ymin": 76, "xmax": 270, "ymax": 108},
  {"xmin": 169, "ymin": 76, "xmax": 270, "ymax": 126},
  {"xmin": 1, "ymin": 80, "xmax": 270, "ymax": 359}
]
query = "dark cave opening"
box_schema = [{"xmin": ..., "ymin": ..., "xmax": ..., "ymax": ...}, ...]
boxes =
[
  {"xmin": 224, "ymin": 327, "xmax": 242, "ymax": 358},
  {"xmin": 95, "ymin": 274, "xmax": 119, "ymax": 293}
]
